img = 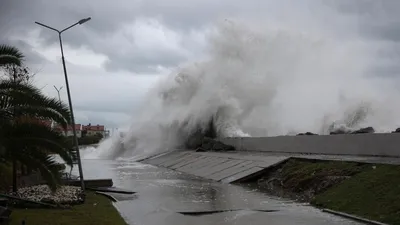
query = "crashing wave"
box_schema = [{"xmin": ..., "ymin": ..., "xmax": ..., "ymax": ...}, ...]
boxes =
[{"xmin": 91, "ymin": 19, "xmax": 400, "ymax": 160}]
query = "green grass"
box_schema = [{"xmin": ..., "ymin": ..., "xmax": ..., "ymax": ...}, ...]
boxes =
[
  {"xmin": 9, "ymin": 191, "xmax": 127, "ymax": 225},
  {"xmin": 312, "ymin": 164, "xmax": 400, "ymax": 225},
  {"xmin": 280, "ymin": 159, "xmax": 369, "ymax": 193},
  {"xmin": 268, "ymin": 159, "xmax": 400, "ymax": 224}
]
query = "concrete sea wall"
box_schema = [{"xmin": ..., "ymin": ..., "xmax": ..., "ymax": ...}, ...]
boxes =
[{"xmin": 220, "ymin": 133, "xmax": 400, "ymax": 157}]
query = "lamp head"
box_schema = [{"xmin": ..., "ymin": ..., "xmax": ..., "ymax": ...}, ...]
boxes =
[{"xmin": 78, "ymin": 17, "xmax": 91, "ymax": 25}]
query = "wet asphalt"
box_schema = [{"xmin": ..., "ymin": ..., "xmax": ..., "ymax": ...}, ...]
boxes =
[{"xmin": 70, "ymin": 157, "xmax": 364, "ymax": 225}]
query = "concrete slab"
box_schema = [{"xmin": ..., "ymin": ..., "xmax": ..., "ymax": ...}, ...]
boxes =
[
  {"xmin": 169, "ymin": 154, "xmax": 201, "ymax": 169},
  {"xmin": 143, "ymin": 152, "xmax": 182, "ymax": 166},
  {"xmin": 176, "ymin": 157, "xmax": 218, "ymax": 174},
  {"xmin": 143, "ymin": 151, "xmax": 289, "ymax": 183},
  {"xmin": 159, "ymin": 153, "xmax": 192, "ymax": 167},
  {"xmin": 207, "ymin": 161, "xmax": 255, "ymax": 181},
  {"xmin": 166, "ymin": 153, "xmax": 198, "ymax": 169},
  {"xmin": 174, "ymin": 155, "xmax": 208, "ymax": 171},
  {"xmin": 198, "ymin": 159, "xmax": 246, "ymax": 177},
  {"xmin": 173, "ymin": 156, "xmax": 215, "ymax": 170},
  {"xmin": 190, "ymin": 158, "xmax": 232, "ymax": 176},
  {"xmin": 221, "ymin": 166, "xmax": 266, "ymax": 183}
]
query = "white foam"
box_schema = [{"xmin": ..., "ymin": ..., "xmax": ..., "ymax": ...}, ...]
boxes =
[{"xmin": 92, "ymin": 17, "xmax": 400, "ymax": 160}]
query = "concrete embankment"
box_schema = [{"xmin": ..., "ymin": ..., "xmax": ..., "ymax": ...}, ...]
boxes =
[
  {"xmin": 219, "ymin": 133, "xmax": 400, "ymax": 157},
  {"xmin": 141, "ymin": 133, "xmax": 400, "ymax": 183},
  {"xmin": 140, "ymin": 150, "xmax": 400, "ymax": 183},
  {"xmin": 141, "ymin": 151, "xmax": 289, "ymax": 183},
  {"xmin": 141, "ymin": 150, "xmax": 400, "ymax": 225}
]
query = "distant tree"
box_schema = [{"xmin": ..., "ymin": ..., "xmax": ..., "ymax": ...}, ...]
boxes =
[
  {"xmin": 94, "ymin": 133, "xmax": 104, "ymax": 139},
  {"xmin": 81, "ymin": 130, "xmax": 87, "ymax": 137},
  {"xmin": 1, "ymin": 64, "xmax": 34, "ymax": 85}
]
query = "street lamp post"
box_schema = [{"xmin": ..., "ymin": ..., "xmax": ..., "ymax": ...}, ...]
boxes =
[
  {"xmin": 35, "ymin": 18, "xmax": 91, "ymax": 192},
  {"xmin": 54, "ymin": 85, "xmax": 63, "ymax": 103}
]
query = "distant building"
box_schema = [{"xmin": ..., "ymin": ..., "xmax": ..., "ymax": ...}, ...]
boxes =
[
  {"xmin": 66, "ymin": 124, "xmax": 82, "ymax": 138},
  {"xmin": 82, "ymin": 123, "xmax": 108, "ymax": 137},
  {"xmin": 34, "ymin": 120, "xmax": 109, "ymax": 139},
  {"xmin": 53, "ymin": 123, "xmax": 82, "ymax": 138}
]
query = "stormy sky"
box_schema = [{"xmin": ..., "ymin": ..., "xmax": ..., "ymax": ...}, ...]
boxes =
[{"xmin": 1, "ymin": 0, "xmax": 399, "ymax": 130}]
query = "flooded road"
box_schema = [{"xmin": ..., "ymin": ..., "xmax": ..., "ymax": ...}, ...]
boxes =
[{"xmin": 72, "ymin": 158, "xmax": 362, "ymax": 225}]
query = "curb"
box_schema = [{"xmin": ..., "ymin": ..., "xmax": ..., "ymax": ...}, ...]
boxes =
[
  {"xmin": 87, "ymin": 187, "xmax": 135, "ymax": 194},
  {"xmin": 322, "ymin": 208, "xmax": 389, "ymax": 225},
  {"xmin": 95, "ymin": 191, "xmax": 118, "ymax": 202}
]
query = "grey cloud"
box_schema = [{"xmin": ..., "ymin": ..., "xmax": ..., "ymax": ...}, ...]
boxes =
[
  {"xmin": 366, "ymin": 22, "xmax": 400, "ymax": 42},
  {"xmin": 74, "ymin": 110, "xmax": 130, "ymax": 129},
  {"xmin": 0, "ymin": 37, "xmax": 51, "ymax": 72},
  {"xmin": 74, "ymin": 100, "xmax": 138, "ymax": 115},
  {"xmin": 103, "ymin": 48, "xmax": 187, "ymax": 73},
  {"xmin": 8, "ymin": 39, "xmax": 49, "ymax": 65},
  {"xmin": 330, "ymin": 1, "xmax": 400, "ymax": 41},
  {"xmin": 3, "ymin": 0, "xmax": 400, "ymax": 75},
  {"xmin": 1, "ymin": 0, "xmax": 326, "ymax": 73}
]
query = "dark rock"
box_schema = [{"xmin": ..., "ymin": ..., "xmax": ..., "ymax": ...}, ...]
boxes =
[
  {"xmin": 330, "ymin": 130, "xmax": 347, "ymax": 135},
  {"xmin": 392, "ymin": 128, "xmax": 400, "ymax": 133},
  {"xmin": 184, "ymin": 117, "xmax": 218, "ymax": 149},
  {"xmin": 330, "ymin": 126, "xmax": 375, "ymax": 135},
  {"xmin": 194, "ymin": 137, "xmax": 235, "ymax": 152},
  {"xmin": 351, "ymin": 127, "xmax": 374, "ymax": 134},
  {"xmin": 297, "ymin": 132, "xmax": 318, "ymax": 136}
]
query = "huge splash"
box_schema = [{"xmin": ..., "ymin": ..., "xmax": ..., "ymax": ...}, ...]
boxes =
[{"xmin": 91, "ymin": 19, "xmax": 400, "ymax": 160}]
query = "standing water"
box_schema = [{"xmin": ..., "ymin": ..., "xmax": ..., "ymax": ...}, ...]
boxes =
[{"xmin": 70, "ymin": 155, "xmax": 363, "ymax": 225}]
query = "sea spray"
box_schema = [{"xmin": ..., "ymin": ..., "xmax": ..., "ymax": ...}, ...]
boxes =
[{"xmin": 91, "ymin": 18, "xmax": 400, "ymax": 160}]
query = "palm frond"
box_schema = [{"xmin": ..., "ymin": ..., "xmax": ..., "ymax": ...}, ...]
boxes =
[
  {"xmin": 16, "ymin": 149, "xmax": 63, "ymax": 191},
  {"xmin": 6, "ymin": 122, "xmax": 75, "ymax": 166},
  {"xmin": 0, "ymin": 80, "xmax": 71, "ymax": 127},
  {"xmin": 0, "ymin": 45, "xmax": 24, "ymax": 67},
  {"xmin": 0, "ymin": 55, "xmax": 22, "ymax": 67}
]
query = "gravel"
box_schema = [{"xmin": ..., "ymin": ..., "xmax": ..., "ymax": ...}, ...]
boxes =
[{"xmin": 14, "ymin": 185, "xmax": 84, "ymax": 204}]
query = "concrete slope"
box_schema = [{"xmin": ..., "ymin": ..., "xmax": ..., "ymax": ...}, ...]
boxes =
[
  {"xmin": 220, "ymin": 133, "xmax": 400, "ymax": 157},
  {"xmin": 141, "ymin": 150, "xmax": 400, "ymax": 185},
  {"xmin": 141, "ymin": 151, "xmax": 289, "ymax": 183}
]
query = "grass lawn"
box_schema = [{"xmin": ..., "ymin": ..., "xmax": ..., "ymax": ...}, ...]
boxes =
[
  {"xmin": 310, "ymin": 163, "xmax": 400, "ymax": 225},
  {"xmin": 9, "ymin": 191, "xmax": 127, "ymax": 225},
  {"xmin": 280, "ymin": 159, "xmax": 370, "ymax": 192}
]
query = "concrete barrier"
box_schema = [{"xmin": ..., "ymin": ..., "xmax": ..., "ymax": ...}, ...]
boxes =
[
  {"xmin": 63, "ymin": 179, "xmax": 113, "ymax": 188},
  {"xmin": 220, "ymin": 133, "xmax": 400, "ymax": 157}
]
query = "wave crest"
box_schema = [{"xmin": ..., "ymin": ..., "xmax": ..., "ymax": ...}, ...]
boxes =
[{"xmin": 92, "ymin": 19, "xmax": 400, "ymax": 160}]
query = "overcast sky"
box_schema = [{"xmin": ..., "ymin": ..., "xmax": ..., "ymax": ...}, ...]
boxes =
[{"xmin": 1, "ymin": 0, "xmax": 399, "ymax": 130}]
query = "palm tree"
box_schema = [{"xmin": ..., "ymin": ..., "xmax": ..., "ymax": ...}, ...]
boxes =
[
  {"xmin": 0, "ymin": 80, "xmax": 77, "ymax": 191},
  {"xmin": 0, "ymin": 45, "xmax": 24, "ymax": 67},
  {"xmin": 0, "ymin": 45, "xmax": 76, "ymax": 191}
]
